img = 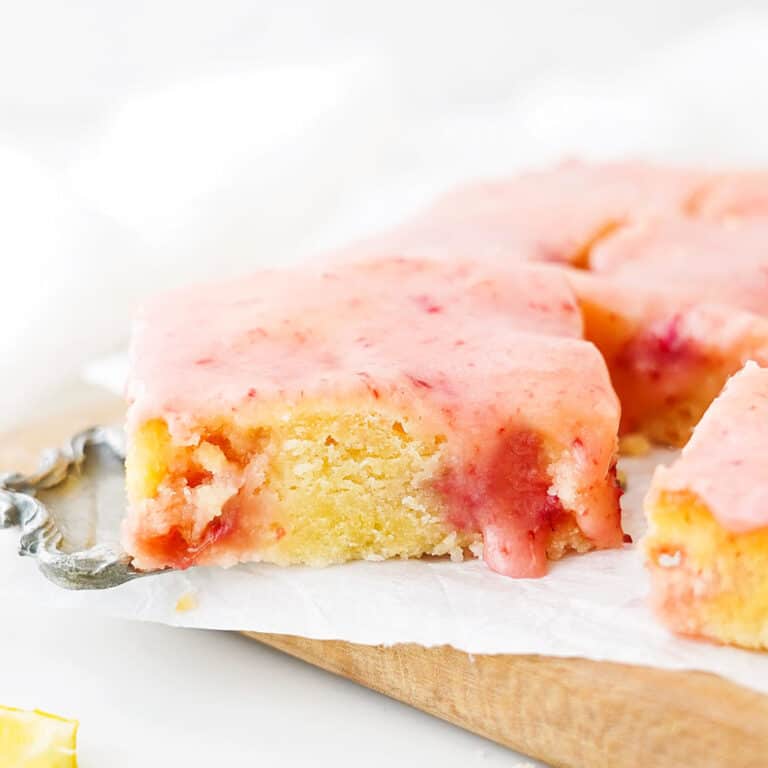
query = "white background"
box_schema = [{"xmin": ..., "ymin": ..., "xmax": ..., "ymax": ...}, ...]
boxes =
[{"xmin": 3, "ymin": 3, "xmax": 768, "ymax": 765}]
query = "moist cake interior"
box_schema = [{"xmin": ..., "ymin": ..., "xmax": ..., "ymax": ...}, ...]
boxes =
[{"xmin": 126, "ymin": 405, "xmax": 602, "ymax": 575}]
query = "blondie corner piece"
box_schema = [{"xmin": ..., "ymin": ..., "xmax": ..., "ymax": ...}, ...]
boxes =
[
  {"xmin": 124, "ymin": 258, "xmax": 623, "ymax": 578},
  {"xmin": 644, "ymin": 362, "xmax": 768, "ymax": 649}
]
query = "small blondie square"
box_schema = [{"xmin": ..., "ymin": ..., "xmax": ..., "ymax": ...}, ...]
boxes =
[
  {"xmin": 124, "ymin": 258, "xmax": 623, "ymax": 578},
  {"xmin": 644, "ymin": 362, "xmax": 768, "ymax": 649}
]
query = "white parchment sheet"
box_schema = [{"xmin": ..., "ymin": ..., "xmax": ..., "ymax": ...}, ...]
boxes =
[{"xmin": 2, "ymin": 359, "xmax": 766, "ymax": 696}]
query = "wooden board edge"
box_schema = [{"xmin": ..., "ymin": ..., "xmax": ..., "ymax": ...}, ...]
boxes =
[{"xmin": 246, "ymin": 633, "xmax": 768, "ymax": 768}]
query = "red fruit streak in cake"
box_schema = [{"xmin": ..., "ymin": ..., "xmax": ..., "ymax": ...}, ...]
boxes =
[
  {"xmin": 413, "ymin": 294, "xmax": 444, "ymax": 314},
  {"xmin": 141, "ymin": 503, "xmax": 240, "ymax": 570},
  {"xmin": 652, "ymin": 314, "xmax": 693, "ymax": 362},
  {"xmin": 617, "ymin": 314, "xmax": 698, "ymax": 377},
  {"xmin": 434, "ymin": 428, "xmax": 566, "ymax": 577},
  {"xmin": 407, "ymin": 375, "xmax": 433, "ymax": 390},
  {"xmin": 355, "ymin": 371, "xmax": 381, "ymax": 399}
]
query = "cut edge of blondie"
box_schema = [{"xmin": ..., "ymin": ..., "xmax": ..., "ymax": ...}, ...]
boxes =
[
  {"xmin": 578, "ymin": 297, "xmax": 768, "ymax": 446},
  {"xmin": 644, "ymin": 489, "xmax": 768, "ymax": 650},
  {"xmin": 124, "ymin": 401, "xmax": 616, "ymax": 576}
]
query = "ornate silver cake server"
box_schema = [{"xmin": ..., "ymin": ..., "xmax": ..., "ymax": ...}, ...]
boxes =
[{"xmin": 0, "ymin": 426, "xmax": 163, "ymax": 589}]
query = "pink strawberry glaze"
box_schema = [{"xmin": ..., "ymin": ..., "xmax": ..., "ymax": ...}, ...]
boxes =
[
  {"xmin": 693, "ymin": 171, "xmax": 768, "ymax": 219},
  {"xmin": 650, "ymin": 362, "xmax": 768, "ymax": 533},
  {"xmin": 126, "ymin": 257, "xmax": 623, "ymax": 576},
  {"xmin": 435, "ymin": 429, "xmax": 569, "ymax": 578},
  {"xmin": 331, "ymin": 160, "xmax": 706, "ymax": 267},
  {"xmin": 127, "ymin": 259, "xmax": 587, "ymax": 435},
  {"xmin": 589, "ymin": 218, "xmax": 768, "ymax": 315}
]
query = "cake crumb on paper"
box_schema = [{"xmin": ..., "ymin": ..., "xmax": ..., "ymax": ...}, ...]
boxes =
[{"xmin": 175, "ymin": 591, "xmax": 199, "ymax": 613}]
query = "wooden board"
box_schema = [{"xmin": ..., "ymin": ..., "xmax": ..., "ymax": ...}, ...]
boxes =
[
  {"xmin": 3, "ymin": 382, "xmax": 768, "ymax": 768},
  {"xmin": 247, "ymin": 634, "xmax": 768, "ymax": 768}
]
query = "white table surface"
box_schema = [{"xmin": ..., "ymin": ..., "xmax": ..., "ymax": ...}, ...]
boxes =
[{"xmin": 1, "ymin": 531, "xmax": 540, "ymax": 767}]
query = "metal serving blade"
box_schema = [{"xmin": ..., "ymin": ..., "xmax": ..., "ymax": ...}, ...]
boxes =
[{"xmin": 0, "ymin": 426, "xmax": 163, "ymax": 589}]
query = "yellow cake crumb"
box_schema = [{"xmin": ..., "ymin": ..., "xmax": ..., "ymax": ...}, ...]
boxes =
[{"xmin": 175, "ymin": 592, "xmax": 199, "ymax": 613}]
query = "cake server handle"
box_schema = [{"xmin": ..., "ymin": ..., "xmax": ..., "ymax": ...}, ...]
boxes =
[{"xmin": 0, "ymin": 426, "xmax": 163, "ymax": 589}]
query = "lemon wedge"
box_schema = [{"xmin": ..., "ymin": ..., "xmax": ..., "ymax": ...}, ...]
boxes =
[{"xmin": 0, "ymin": 706, "xmax": 78, "ymax": 767}]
